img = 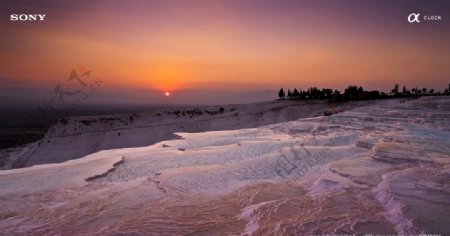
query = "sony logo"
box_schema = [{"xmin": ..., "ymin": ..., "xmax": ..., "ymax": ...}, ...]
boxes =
[{"xmin": 10, "ymin": 14, "xmax": 47, "ymax": 21}]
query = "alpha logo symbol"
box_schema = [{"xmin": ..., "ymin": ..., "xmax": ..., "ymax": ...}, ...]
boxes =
[{"xmin": 408, "ymin": 13, "xmax": 420, "ymax": 23}]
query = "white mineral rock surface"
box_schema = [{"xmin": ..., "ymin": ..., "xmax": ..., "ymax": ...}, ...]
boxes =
[{"xmin": 0, "ymin": 97, "xmax": 449, "ymax": 235}]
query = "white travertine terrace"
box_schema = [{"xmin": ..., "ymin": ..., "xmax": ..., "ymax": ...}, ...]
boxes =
[{"xmin": 0, "ymin": 97, "xmax": 449, "ymax": 235}]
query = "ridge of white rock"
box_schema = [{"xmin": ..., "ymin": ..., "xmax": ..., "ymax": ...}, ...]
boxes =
[{"xmin": 4, "ymin": 100, "xmax": 351, "ymax": 169}]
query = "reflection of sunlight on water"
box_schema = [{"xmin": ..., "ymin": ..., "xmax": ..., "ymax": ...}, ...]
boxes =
[{"xmin": 1, "ymin": 97, "xmax": 449, "ymax": 235}]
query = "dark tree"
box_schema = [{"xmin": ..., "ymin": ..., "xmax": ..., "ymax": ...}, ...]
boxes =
[
  {"xmin": 287, "ymin": 89, "xmax": 292, "ymax": 99},
  {"xmin": 323, "ymin": 89, "xmax": 332, "ymax": 98},
  {"xmin": 278, "ymin": 88, "xmax": 285, "ymax": 99},
  {"xmin": 422, "ymin": 88, "xmax": 427, "ymax": 95},
  {"xmin": 293, "ymin": 88, "xmax": 300, "ymax": 98},
  {"xmin": 345, "ymin": 85, "xmax": 359, "ymax": 100},
  {"xmin": 392, "ymin": 84, "xmax": 399, "ymax": 97}
]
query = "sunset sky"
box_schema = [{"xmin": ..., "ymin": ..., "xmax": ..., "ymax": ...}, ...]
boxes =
[{"xmin": 1, "ymin": 0, "xmax": 449, "ymax": 104}]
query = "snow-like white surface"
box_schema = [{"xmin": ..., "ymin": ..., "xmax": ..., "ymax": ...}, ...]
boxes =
[
  {"xmin": 0, "ymin": 150, "xmax": 124, "ymax": 195},
  {"xmin": 5, "ymin": 100, "xmax": 338, "ymax": 168},
  {"xmin": 0, "ymin": 97, "xmax": 449, "ymax": 235}
]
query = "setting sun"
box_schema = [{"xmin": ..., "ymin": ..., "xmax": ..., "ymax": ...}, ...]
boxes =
[{"xmin": 165, "ymin": 92, "xmax": 170, "ymax": 96}]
